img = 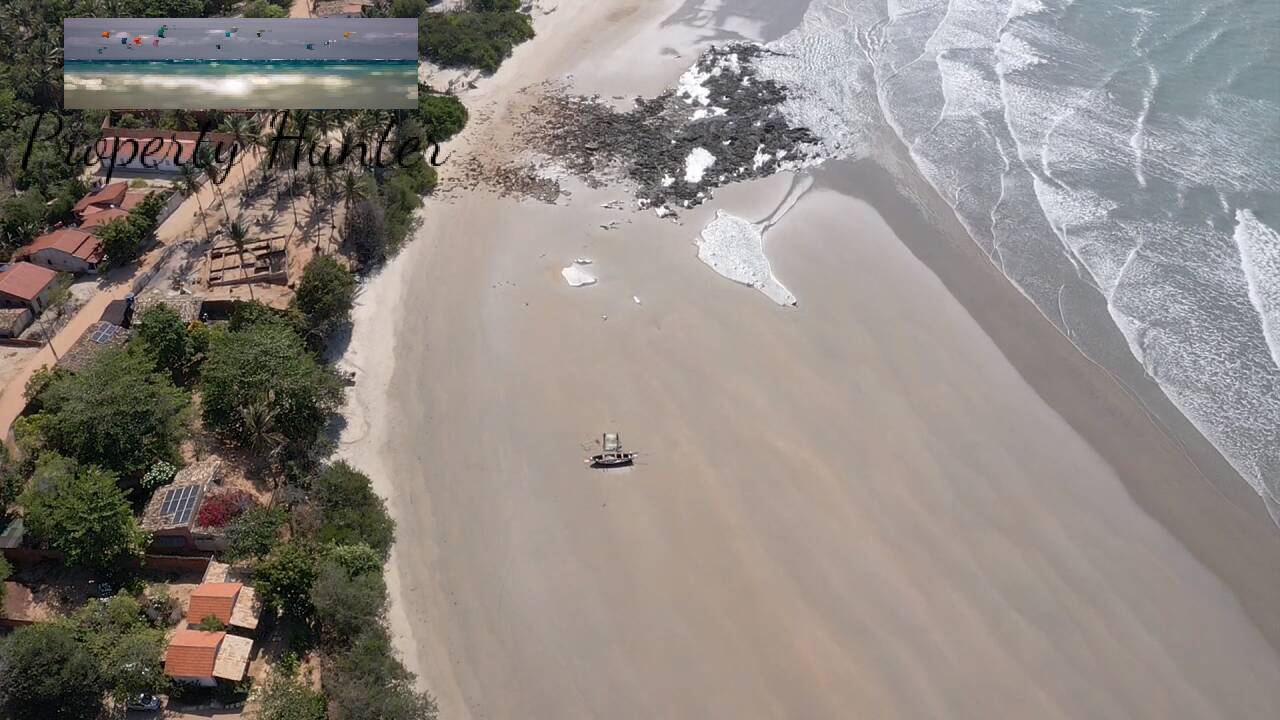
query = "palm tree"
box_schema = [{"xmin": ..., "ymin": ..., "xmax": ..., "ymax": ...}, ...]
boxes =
[
  {"xmin": 178, "ymin": 164, "xmax": 213, "ymax": 245},
  {"xmin": 239, "ymin": 392, "xmax": 286, "ymax": 471},
  {"xmin": 200, "ymin": 150, "xmax": 238, "ymax": 224},
  {"xmin": 225, "ymin": 218, "xmax": 256, "ymax": 300},
  {"xmin": 219, "ymin": 114, "xmax": 257, "ymax": 190}
]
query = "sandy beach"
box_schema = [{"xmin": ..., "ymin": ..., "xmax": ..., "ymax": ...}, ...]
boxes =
[{"xmin": 339, "ymin": 1, "xmax": 1280, "ymax": 717}]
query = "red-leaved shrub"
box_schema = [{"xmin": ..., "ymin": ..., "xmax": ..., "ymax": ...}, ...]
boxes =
[{"xmin": 197, "ymin": 489, "xmax": 257, "ymax": 528}]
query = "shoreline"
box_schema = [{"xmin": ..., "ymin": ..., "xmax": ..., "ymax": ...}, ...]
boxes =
[{"xmin": 339, "ymin": 0, "xmax": 1280, "ymax": 716}]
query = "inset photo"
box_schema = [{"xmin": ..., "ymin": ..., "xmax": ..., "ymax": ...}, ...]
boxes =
[{"xmin": 64, "ymin": 18, "xmax": 417, "ymax": 109}]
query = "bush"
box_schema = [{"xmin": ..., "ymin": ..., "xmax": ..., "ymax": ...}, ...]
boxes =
[
  {"xmin": 197, "ymin": 614, "xmax": 226, "ymax": 632},
  {"xmin": 244, "ymin": 0, "xmax": 288, "ymax": 17},
  {"xmin": 421, "ymin": 11, "xmax": 535, "ymax": 73},
  {"xmin": 311, "ymin": 560, "xmax": 387, "ymax": 647},
  {"xmin": 312, "ymin": 462, "xmax": 394, "ymax": 558},
  {"xmin": 324, "ymin": 627, "xmax": 437, "ymax": 720},
  {"xmin": 323, "ymin": 542, "xmax": 383, "ymax": 577},
  {"xmin": 255, "ymin": 673, "xmax": 327, "ymax": 720},
  {"xmin": 415, "ymin": 93, "xmax": 468, "ymax": 142},
  {"xmin": 342, "ymin": 198, "xmax": 388, "ymax": 265},
  {"xmin": 196, "ymin": 489, "xmax": 257, "ymax": 528},
  {"xmin": 255, "ymin": 542, "xmax": 319, "ymax": 619},
  {"xmin": 226, "ymin": 505, "xmax": 287, "ymax": 562},
  {"xmin": 141, "ymin": 460, "xmax": 178, "ymax": 492},
  {"xmin": 470, "ymin": 0, "xmax": 520, "ymax": 10}
]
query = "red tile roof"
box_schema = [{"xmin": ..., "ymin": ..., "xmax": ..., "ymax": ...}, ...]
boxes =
[
  {"xmin": 15, "ymin": 228, "xmax": 103, "ymax": 263},
  {"xmin": 186, "ymin": 582, "xmax": 242, "ymax": 626},
  {"xmin": 73, "ymin": 182, "xmax": 128, "ymax": 215},
  {"xmin": 79, "ymin": 208, "xmax": 130, "ymax": 230},
  {"xmin": 165, "ymin": 629, "xmax": 223, "ymax": 679},
  {"xmin": 0, "ymin": 262, "xmax": 57, "ymax": 302},
  {"xmin": 121, "ymin": 191, "xmax": 153, "ymax": 211}
]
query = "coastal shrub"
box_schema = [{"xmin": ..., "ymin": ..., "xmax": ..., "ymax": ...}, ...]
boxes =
[
  {"xmin": 293, "ymin": 255, "xmax": 357, "ymax": 343},
  {"xmin": 415, "ymin": 93, "xmax": 469, "ymax": 142},
  {"xmin": 324, "ymin": 626, "xmax": 438, "ymax": 720},
  {"xmin": 196, "ymin": 489, "xmax": 257, "ymax": 528},
  {"xmin": 470, "ymin": 0, "xmax": 520, "ymax": 11},
  {"xmin": 134, "ymin": 303, "xmax": 193, "ymax": 381},
  {"xmin": 323, "ymin": 542, "xmax": 384, "ymax": 577},
  {"xmin": 0, "ymin": 623, "xmax": 104, "ymax": 720},
  {"xmin": 311, "ymin": 560, "xmax": 388, "ymax": 647},
  {"xmin": 201, "ymin": 320, "xmax": 342, "ymax": 453},
  {"xmin": 343, "ymin": 198, "xmax": 389, "ymax": 265},
  {"xmin": 421, "ymin": 11, "xmax": 535, "ymax": 72},
  {"xmin": 254, "ymin": 673, "xmax": 327, "ymax": 720},
  {"xmin": 312, "ymin": 462, "xmax": 395, "ymax": 558},
  {"xmin": 29, "ymin": 348, "xmax": 188, "ymax": 477},
  {"xmin": 255, "ymin": 541, "xmax": 320, "ymax": 620},
  {"xmin": 226, "ymin": 505, "xmax": 288, "ymax": 562},
  {"xmin": 244, "ymin": 0, "xmax": 289, "ymax": 17},
  {"xmin": 389, "ymin": 0, "xmax": 428, "ymax": 17},
  {"xmin": 19, "ymin": 461, "xmax": 148, "ymax": 570}
]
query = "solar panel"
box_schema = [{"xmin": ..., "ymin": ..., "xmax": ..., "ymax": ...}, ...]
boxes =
[
  {"xmin": 90, "ymin": 324, "xmax": 118, "ymax": 344},
  {"xmin": 160, "ymin": 484, "xmax": 201, "ymax": 525}
]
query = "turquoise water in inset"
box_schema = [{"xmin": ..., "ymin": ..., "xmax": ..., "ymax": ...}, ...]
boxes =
[{"xmin": 64, "ymin": 59, "xmax": 417, "ymax": 109}]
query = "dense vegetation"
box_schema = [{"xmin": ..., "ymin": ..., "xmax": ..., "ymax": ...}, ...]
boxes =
[
  {"xmin": 96, "ymin": 191, "xmax": 167, "ymax": 267},
  {"xmin": 19, "ymin": 455, "xmax": 148, "ymax": 569},
  {"xmin": 415, "ymin": 92, "xmax": 469, "ymax": 143},
  {"xmin": 421, "ymin": 9, "xmax": 536, "ymax": 72},
  {"xmin": 17, "ymin": 349, "xmax": 188, "ymax": 478}
]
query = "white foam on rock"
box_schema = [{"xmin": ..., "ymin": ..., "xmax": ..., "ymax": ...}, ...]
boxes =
[
  {"xmin": 696, "ymin": 210, "xmax": 795, "ymax": 306},
  {"xmin": 561, "ymin": 265, "xmax": 597, "ymax": 287},
  {"xmin": 684, "ymin": 147, "xmax": 716, "ymax": 183}
]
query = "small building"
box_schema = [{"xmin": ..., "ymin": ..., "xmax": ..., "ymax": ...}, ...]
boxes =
[
  {"xmin": 0, "ymin": 308, "xmax": 32, "ymax": 338},
  {"xmin": 206, "ymin": 236, "xmax": 289, "ymax": 287},
  {"xmin": 164, "ymin": 629, "xmax": 254, "ymax": 686},
  {"xmin": 13, "ymin": 227, "xmax": 104, "ymax": 273},
  {"xmin": 0, "ymin": 262, "xmax": 58, "ymax": 313},
  {"xmin": 142, "ymin": 460, "xmax": 229, "ymax": 554},
  {"xmin": 73, "ymin": 181, "xmax": 128, "ymax": 219},
  {"xmin": 187, "ymin": 582, "xmax": 261, "ymax": 632},
  {"xmin": 96, "ymin": 121, "xmax": 238, "ymax": 176},
  {"xmin": 56, "ymin": 321, "xmax": 130, "ymax": 374}
]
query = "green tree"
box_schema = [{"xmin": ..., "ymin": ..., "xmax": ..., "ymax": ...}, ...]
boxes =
[
  {"xmin": 201, "ymin": 320, "xmax": 341, "ymax": 452},
  {"xmin": 32, "ymin": 348, "xmax": 188, "ymax": 477},
  {"xmin": 20, "ymin": 461, "xmax": 148, "ymax": 569},
  {"xmin": 69, "ymin": 595, "xmax": 168, "ymax": 704},
  {"xmin": 226, "ymin": 505, "xmax": 288, "ymax": 562},
  {"xmin": 254, "ymin": 673, "xmax": 327, "ymax": 720},
  {"xmin": 313, "ymin": 462, "xmax": 395, "ymax": 558},
  {"xmin": 414, "ymin": 93, "xmax": 468, "ymax": 142},
  {"xmin": 325, "ymin": 627, "xmax": 437, "ymax": 720},
  {"xmin": 293, "ymin": 255, "xmax": 356, "ymax": 342},
  {"xmin": 135, "ymin": 303, "xmax": 192, "ymax": 380},
  {"xmin": 0, "ymin": 623, "xmax": 104, "ymax": 720},
  {"xmin": 254, "ymin": 541, "xmax": 319, "ymax": 619},
  {"xmin": 0, "ymin": 556, "xmax": 10, "ymax": 604}
]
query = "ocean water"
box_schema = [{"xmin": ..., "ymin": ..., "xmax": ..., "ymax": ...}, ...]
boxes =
[
  {"xmin": 753, "ymin": 0, "xmax": 1280, "ymax": 514},
  {"xmin": 64, "ymin": 59, "xmax": 417, "ymax": 109}
]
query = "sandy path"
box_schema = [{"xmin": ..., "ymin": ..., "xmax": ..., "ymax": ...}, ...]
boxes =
[{"xmin": 338, "ymin": 1, "xmax": 1280, "ymax": 717}]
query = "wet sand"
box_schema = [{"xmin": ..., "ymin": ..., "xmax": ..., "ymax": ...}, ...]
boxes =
[{"xmin": 338, "ymin": 0, "xmax": 1280, "ymax": 717}]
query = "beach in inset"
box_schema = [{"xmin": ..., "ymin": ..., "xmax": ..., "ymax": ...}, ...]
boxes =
[{"xmin": 63, "ymin": 18, "xmax": 416, "ymax": 109}]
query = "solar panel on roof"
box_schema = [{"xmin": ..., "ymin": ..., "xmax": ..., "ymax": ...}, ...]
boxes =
[
  {"xmin": 160, "ymin": 484, "xmax": 201, "ymax": 525},
  {"xmin": 90, "ymin": 324, "xmax": 118, "ymax": 344}
]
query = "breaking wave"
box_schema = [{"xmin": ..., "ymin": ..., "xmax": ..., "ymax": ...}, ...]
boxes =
[{"xmin": 752, "ymin": 0, "xmax": 1280, "ymax": 508}]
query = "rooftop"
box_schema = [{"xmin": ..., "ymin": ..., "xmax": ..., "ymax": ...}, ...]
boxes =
[
  {"xmin": 0, "ymin": 262, "xmax": 58, "ymax": 302},
  {"xmin": 186, "ymin": 582, "xmax": 241, "ymax": 626},
  {"xmin": 56, "ymin": 321, "xmax": 129, "ymax": 374},
  {"xmin": 73, "ymin": 182, "xmax": 128, "ymax": 215},
  {"xmin": 0, "ymin": 307, "xmax": 31, "ymax": 336},
  {"xmin": 79, "ymin": 208, "xmax": 130, "ymax": 231},
  {"xmin": 133, "ymin": 290, "xmax": 205, "ymax": 325},
  {"xmin": 15, "ymin": 227, "xmax": 103, "ymax": 263},
  {"xmin": 213, "ymin": 634, "xmax": 253, "ymax": 682},
  {"xmin": 165, "ymin": 629, "xmax": 222, "ymax": 679}
]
